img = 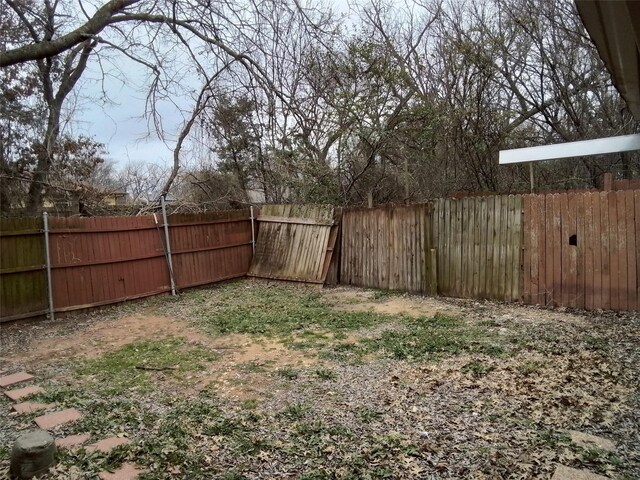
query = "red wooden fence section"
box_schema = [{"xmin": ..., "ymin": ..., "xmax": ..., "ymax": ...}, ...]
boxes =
[
  {"xmin": 49, "ymin": 216, "xmax": 171, "ymax": 311},
  {"xmin": 47, "ymin": 209, "xmax": 252, "ymax": 313},
  {"xmin": 523, "ymin": 191, "xmax": 639, "ymax": 310},
  {"xmin": 168, "ymin": 211, "xmax": 253, "ymax": 290}
]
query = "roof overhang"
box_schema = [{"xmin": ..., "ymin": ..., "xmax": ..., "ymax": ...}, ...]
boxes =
[{"xmin": 575, "ymin": 0, "xmax": 640, "ymax": 119}]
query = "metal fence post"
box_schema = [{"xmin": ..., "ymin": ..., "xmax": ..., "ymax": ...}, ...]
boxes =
[
  {"xmin": 161, "ymin": 196, "xmax": 177, "ymax": 295},
  {"xmin": 42, "ymin": 212, "xmax": 54, "ymax": 321},
  {"xmin": 250, "ymin": 206, "xmax": 256, "ymax": 254}
]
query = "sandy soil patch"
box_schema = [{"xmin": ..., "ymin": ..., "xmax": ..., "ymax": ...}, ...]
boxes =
[
  {"xmin": 323, "ymin": 286, "xmax": 589, "ymax": 327},
  {"xmin": 323, "ymin": 287, "xmax": 463, "ymax": 317}
]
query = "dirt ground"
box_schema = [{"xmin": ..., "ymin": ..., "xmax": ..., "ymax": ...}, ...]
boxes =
[
  {"xmin": 0, "ymin": 280, "xmax": 638, "ymax": 479},
  {"xmin": 0, "ymin": 288, "xmax": 550, "ymax": 401},
  {"xmin": 2, "ymin": 312, "xmax": 316, "ymax": 401}
]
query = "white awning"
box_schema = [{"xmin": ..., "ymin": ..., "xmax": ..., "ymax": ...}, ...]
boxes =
[{"xmin": 499, "ymin": 133, "xmax": 640, "ymax": 164}]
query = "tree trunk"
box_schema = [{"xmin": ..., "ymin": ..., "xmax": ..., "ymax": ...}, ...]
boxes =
[{"xmin": 26, "ymin": 102, "xmax": 62, "ymax": 215}]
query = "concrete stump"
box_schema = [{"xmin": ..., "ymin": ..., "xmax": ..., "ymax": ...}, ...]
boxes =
[{"xmin": 10, "ymin": 430, "xmax": 56, "ymax": 479}]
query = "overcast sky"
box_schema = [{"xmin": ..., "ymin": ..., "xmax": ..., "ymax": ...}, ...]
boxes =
[
  {"xmin": 70, "ymin": 0, "xmax": 357, "ymax": 170},
  {"xmin": 72, "ymin": 55, "xmax": 185, "ymax": 169}
]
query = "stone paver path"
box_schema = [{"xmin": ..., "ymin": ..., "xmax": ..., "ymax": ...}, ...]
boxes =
[
  {"xmin": 12, "ymin": 402, "xmax": 55, "ymax": 414},
  {"xmin": 34, "ymin": 408, "xmax": 82, "ymax": 430},
  {"xmin": 4, "ymin": 385, "xmax": 43, "ymax": 401},
  {"xmin": 0, "ymin": 371, "xmax": 34, "ymax": 387},
  {"xmin": 569, "ymin": 431, "xmax": 616, "ymax": 453},
  {"xmin": 55, "ymin": 434, "xmax": 91, "ymax": 449},
  {"xmin": 1, "ymin": 370, "xmax": 153, "ymax": 479},
  {"xmin": 86, "ymin": 437, "xmax": 131, "ymax": 453},
  {"xmin": 98, "ymin": 463, "xmax": 147, "ymax": 480},
  {"xmin": 551, "ymin": 465, "xmax": 610, "ymax": 480}
]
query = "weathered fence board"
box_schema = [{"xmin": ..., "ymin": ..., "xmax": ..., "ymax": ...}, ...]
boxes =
[
  {"xmin": 432, "ymin": 195, "xmax": 523, "ymax": 301},
  {"xmin": 0, "ymin": 217, "xmax": 48, "ymax": 321},
  {"xmin": 249, "ymin": 205, "xmax": 338, "ymax": 283},
  {"xmin": 522, "ymin": 191, "xmax": 638, "ymax": 310},
  {"xmin": 340, "ymin": 204, "xmax": 434, "ymax": 293}
]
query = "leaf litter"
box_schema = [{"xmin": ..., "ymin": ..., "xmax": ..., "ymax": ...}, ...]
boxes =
[{"xmin": 0, "ymin": 280, "xmax": 637, "ymax": 479}]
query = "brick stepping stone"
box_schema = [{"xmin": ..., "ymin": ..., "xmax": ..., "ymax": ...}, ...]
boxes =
[
  {"xmin": 13, "ymin": 402, "xmax": 55, "ymax": 414},
  {"xmin": 551, "ymin": 465, "xmax": 610, "ymax": 480},
  {"xmin": 34, "ymin": 408, "xmax": 82, "ymax": 430},
  {"xmin": 98, "ymin": 463, "xmax": 147, "ymax": 480},
  {"xmin": 55, "ymin": 434, "xmax": 90, "ymax": 449},
  {"xmin": 86, "ymin": 437, "xmax": 131, "ymax": 453},
  {"xmin": 0, "ymin": 371, "xmax": 34, "ymax": 388},
  {"xmin": 5, "ymin": 385, "xmax": 43, "ymax": 401}
]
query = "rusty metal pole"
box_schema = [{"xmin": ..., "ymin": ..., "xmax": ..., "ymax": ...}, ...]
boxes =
[
  {"xmin": 250, "ymin": 206, "xmax": 256, "ymax": 254},
  {"xmin": 160, "ymin": 196, "xmax": 177, "ymax": 296},
  {"xmin": 42, "ymin": 212, "xmax": 54, "ymax": 321}
]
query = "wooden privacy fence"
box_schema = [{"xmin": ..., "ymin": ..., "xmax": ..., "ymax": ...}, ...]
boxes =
[
  {"xmin": 0, "ymin": 209, "xmax": 254, "ymax": 322},
  {"xmin": 2, "ymin": 191, "xmax": 639, "ymax": 322},
  {"xmin": 341, "ymin": 204, "xmax": 434, "ymax": 293},
  {"xmin": 523, "ymin": 190, "xmax": 639, "ymax": 311},
  {"xmin": 433, "ymin": 195, "xmax": 523, "ymax": 301},
  {"xmin": 340, "ymin": 191, "xmax": 637, "ymax": 310}
]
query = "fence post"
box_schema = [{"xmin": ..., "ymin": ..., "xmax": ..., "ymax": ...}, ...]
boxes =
[
  {"xmin": 42, "ymin": 212, "xmax": 54, "ymax": 321},
  {"xmin": 529, "ymin": 163, "xmax": 535, "ymax": 193},
  {"xmin": 250, "ymin": 206, "xmax": 256, "ymax": 254},
  {"xmin": 161, "ymin": 196, "xmax": 177, "ymax": 296}
]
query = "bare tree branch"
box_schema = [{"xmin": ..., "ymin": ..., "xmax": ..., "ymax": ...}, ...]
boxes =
[{"xmin": 0, "ymin": 0, "xmax": 140, "ymax": 67}]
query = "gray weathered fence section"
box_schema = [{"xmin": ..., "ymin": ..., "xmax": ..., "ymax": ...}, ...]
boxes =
[
  {"xmin": 340, "ymin": 204, "xmax": 434, "ymax": 293},
  {"xmin": 340, "ymin": 196, "xmax": 523, "ymax": 301},
  {"xmin": 433, "ymin": 195, "xmax": 523, "ymax": 301},
  {"xmin": 248, "ymin": 205, "xmax": 339, "ymax": 284}
]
